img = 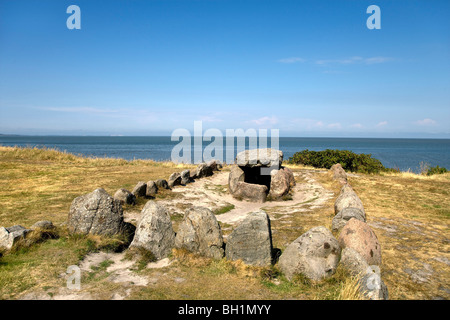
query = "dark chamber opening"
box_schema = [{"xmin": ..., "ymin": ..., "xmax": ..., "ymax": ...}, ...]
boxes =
[{"xmin": 240, "ymin": 166, "xmax": 271, "ymax": 192}]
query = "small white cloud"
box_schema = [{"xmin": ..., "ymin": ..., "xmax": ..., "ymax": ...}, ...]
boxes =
[
  {"xmin": 316, "ymin": 56, "xmax": 392, "ymax": 66},
  {"xmin": 350, "ymin": 123, "xmax": 363, "ymax": 129},
  {"xmin": 327, "ymin": 123, "xmax": 342, "ymax": 129},
  {"xmin": 249, "ymin": 116, "xmax": 279, "ymax": 126},
  {"xmin": 415, "ymin": 118, "xmax": 437, "ymax": 126},
  {"xmin": 278, "ymin": 57, "xmax": 306, "ymax": 64},
  {"xmin": 376, "ymin": 121, "xmax": 388, "ymax": 127}
]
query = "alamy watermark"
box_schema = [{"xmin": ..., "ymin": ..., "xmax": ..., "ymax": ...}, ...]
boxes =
[
  {"xmin": 170, "ymin": 121, "xmax": 280, "ymax": 168},
  {"xmin": 66, "ymin": 265, "xmax": 81, "ymax": 290}
]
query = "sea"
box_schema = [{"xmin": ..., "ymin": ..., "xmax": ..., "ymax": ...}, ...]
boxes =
[{"xmin": 1, "ymin": 135, "xmax": 449, "ymax": 173}]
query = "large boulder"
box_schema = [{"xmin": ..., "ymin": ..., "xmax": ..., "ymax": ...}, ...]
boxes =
[
  {"xmin": 281, "ymin": 167, "xmax": 296, "ymax": 188},
  {"xmin": 228, "ymin": 165, "xmax": 245, "ymax": 194},
  {"xmin": 195, "ymin": 163, "xmax": 213, "ymax": 179},
  {"xmin": 114, "ymin": 188, "xmax": 136, "ymax": 205},
  {"xmin": 146, "ymin": 181, "xmax": 158, "ymax": 197},
  {"xmin": 334, "ymin": 185, "xmax": 365, "ymax": 216},
  {"xmin": 155, "ymin": 179, "xmax": 170, "ymax": 190},
  {"xmin": 330, "ymin": 163, "xmax": 347, "ymax": 185},
  {"xmin": 180, "ymin": 170, "xmax": 191, "ymax": 185},
  {"xmin": 339, "ymin": 247, "xmax": 370, "ymax": 276},
  {"xmin": 225, "ymin": 211, "xmax": 273, "ymax": 266},
  {"xmin": 0, "ymin": 225, "xmax": 31, "ymax": 250},
  {"xmin": 268, "ymin": 169, "xmax": 290, "ymax": 199},
  {"xmin": 132, "ymin": 181, "xmax": 147, "ymax": 198},
  {"xmin": 278, "ymin": 226, "xmax": 341, "ymax": 281},
  {"xmin": 232, "ymin": 182, "xmax": 268, "ymax": 203},
  {"xmin": 130, "ymin": 201, "xmax": 175, "ymax": 260},
  {"xmin": 168, "ymin": 172, "xmax": 182, "ymax": 188},
  {"xmin": 68, "ymin": 188, "xmax": 125, "ymax": 236},
  {"xmin": 332, "ymin": 207, "xmax": 366, "ymax": 232},
  {"xmin": 175, "ymin": 207, "xmax": 224, "ymax": 259},
  {"xmin": 338, "ymin": 219, "xmax": 381, "ymax": 266},
  {"xmin": 236, "ymin": 148, "xmax": 283, "ymax": 168},
  {"xmin": 206, "ymin": 159, "xmax": 221, "ymax": 171}
]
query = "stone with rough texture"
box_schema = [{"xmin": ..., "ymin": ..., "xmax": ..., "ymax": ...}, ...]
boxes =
[
  {"xmin": 232, "ymin": 182, "xmax": 267, "ymax": 203},
  {"xmin": 281, "ymin": 167, "xmax": 296, "ymax": 187},
  {"xmin": 206, "ymin": 159, "xmax": 220, "ymax": 171},
  {"xmin": 132, "ymin": 181, "xmax": 147, "ymax": 197},
  {"xmin": 31, "ymin": 220, "xmax": 55, "ymax": 230},
  {"xmin": 225, "ymin": 211, "xmax": 273, "ymax": 266},
  {"xmin": 180, "ymin": 170, "xmax": 191, "ymax": 185},
  {"xmin": 269, "ymin": 169, "xmax": 290, "ymax": 199},
  {"xmin": 175, "ymin": 207, "xmax": 224, "ymax": 259},
  {"xmin": 278, "ymin": 226, "xmax": 341, "ymax": 281},
  {"xmin": 146, "ymin": 181, "xmax": 158, "ymax": 197},
  {"xmin": 338, "ymin": 219, "xmax": 382, "ymax": 266},
  {"xmin": 155, "ymin": 179, "xmax": 170, "ymax": 190},
  {"xmin": 168, "ymin": 172, "xmax": 182, "ymax": 188},
  {"xmin": 68, "ymin": 188, "xmax": 125, "ymax": 236},
  {"xmin": 130, "ymin": 201, "xmax": 175, "ymax": 260},
  {"xmin": 236, "ymin": 148, "xmax": 283, "ymax": 168},
  {"xmin": 332, "ymin": 207, "xmax": 366, "ymax": 232},
  {"xmin": 339, "ymin": 247, "xmax": 370, "ymax": 276},
  {"xmin": 359, "ymin": 270, "xmax": 389, "ymax": 300},
  {"xmin": 228, "ymin": 165, "xmax": 245, "ymax": 194},
  {"xmin": 114, "ymin": 188, "xmax": 136, "ymax": 205},
  {"xmin": 0, "ymin": 225, "xmax": 31, "ymax": 250},
  {"xmin": 195, "ymin": 163, "xmax": 213, "ymax": 179},
  {"xmin": 334, "ymin": 185, "xmax": 365, "ymax": 216},
  {"xmin": 330, "ymin": 163, "xmax": 348, "ymax": 185}
]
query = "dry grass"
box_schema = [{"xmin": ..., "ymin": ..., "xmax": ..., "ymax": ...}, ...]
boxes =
[{"xmin": 1, "ymin": 146, "xmax": 448, "ymax": 300}]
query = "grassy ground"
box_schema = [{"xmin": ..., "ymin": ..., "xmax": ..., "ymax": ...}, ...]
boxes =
[{"xmin": 0, "ymin": 146, "xmax": 448, "ymax": 300}]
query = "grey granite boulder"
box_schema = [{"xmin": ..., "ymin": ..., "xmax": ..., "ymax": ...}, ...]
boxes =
[
  {"xmin": 146, "ymin": 181, "xmax": 158, "ymax": 197},
  {"xmin": 0, "ymin": 225, "xmax": 31, "ymax": 250},
  {"xmin": 180, "ymin": 170, "xmax": 191, "ymax": 185},
  {"xmin": 132, "ymin": 181, "xmax": 147, "ymax": 197},
  {"xmin": 232, "ymin": 182, "xmax": 268, "ymax": 203},
  {"xmin": 225, "ymin": 210, "xmax": 273, "ymax": 266},
  {"xmin": 68, "ymin": 188, "xmax": 125, "ymax": 236},
  {"xmin": 334, "ymin": 185, "xmax": 365, "ymax": 216},
  {"xmin": 236, "ymin": 148, "xmax": 283, "ymax": 168},
  {"xmin": 195, "ymin": 163, "xmax": 213, "ymax": 179},
  {"xmin": 228, "ymin": 165, "xmax": 245, "ymax": 194},
  {"xmin": 130, "ymin": 201, "xmax": 175, "ymax": 260},
  {"xmin": 330, "ymin": 163, "xmax": 348, "ymax": 185},
  {"xmin": 359, "ymin": 267, "xmax": 389, "ymax": 300},
  {"xmin": 269, "ymin": 169, "xmax": 290, "ymax": 199},
  {"xmin": 31, "ymin": 220, "xmax": 55, "ymax": 231},
  {"xmin": 168, "ymin": 172, "xmax": 182, "ymax": 188},
  {"xmin": 155, "ymin": 179, "xmax": 170, "ymax": 190},
  {"xmin": 339, "ymin": 247, "xmax": 370, "ymax": 276},
  {"xmin": 332, "ymin": 207, "xmax": 366, "ymax": 232},
  {"xmin": 281, "ymin": 167, "xmax": 296, "ymax": 188},
  {"xmin": 175, "ymin": 207, "xmax": 224, "ymax": 259},
  {"xmin": 114, "ymin": 188, "xmax": 136, "ymax": 205},
  {"xmin": 278, "ymin": 226, "xmax": 341, "ymax": 281}
]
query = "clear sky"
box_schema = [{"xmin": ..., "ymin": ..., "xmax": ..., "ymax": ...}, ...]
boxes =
[{"xmin": 0, "ymin": 0, "xmax": 449, "ymax": 137}]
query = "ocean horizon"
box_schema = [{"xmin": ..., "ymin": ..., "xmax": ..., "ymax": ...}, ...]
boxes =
[{"xmin": 1, "ymin": 135, "xmax": 449, "ymax": 173}]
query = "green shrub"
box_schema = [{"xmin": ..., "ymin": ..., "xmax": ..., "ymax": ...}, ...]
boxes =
[
  {"xmin": 426, "ymin": 165, "xmax": 448, "ymax": 176},
  {"xmin": 288, "ymin": 149, "xmax": 388, "ymax": 174}
]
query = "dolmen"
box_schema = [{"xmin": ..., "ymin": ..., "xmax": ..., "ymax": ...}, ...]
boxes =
[{"xmin": 228, "ymin": 148, "xmax": 295, "ymax": 202}]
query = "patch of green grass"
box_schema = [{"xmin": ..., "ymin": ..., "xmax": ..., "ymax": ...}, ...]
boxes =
[{"xmin": 213, "ymin": 204, "xmax": 235, "ymax": 215}]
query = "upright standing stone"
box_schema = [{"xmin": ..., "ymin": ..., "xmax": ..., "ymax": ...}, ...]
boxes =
[
  {"xmin": 68, "ymin": 188, "xmax": 125, "ymax": 236},
  {"xmin": 175, "ymin": 207, "xmax": 224, "ymax": 259},
  {"xmin": 146, "ymin": 181, "xmax": 158, "ymax": 197},
  {"xmin": 168, "ymin": 172, "xmax": 182, "ymax": 188},
  {"xmin": 225, "ymin": 211, "xmax": 273, "ymax": 266},
  {"xmin": 132, "ymin": 181, "xmax": 147, "ymax": 198},
  {"xmin": 130, "ymin": 201, "xmax": 175, "ymax": 260},
  {"xmin": 180, "ymin": 170, "xmax": 191, "ymax": 185}
]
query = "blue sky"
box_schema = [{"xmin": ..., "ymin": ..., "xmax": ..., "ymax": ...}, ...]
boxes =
[{"xmin": 0, "ymin": 0, "xmax": 449, "ymax": 137}]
